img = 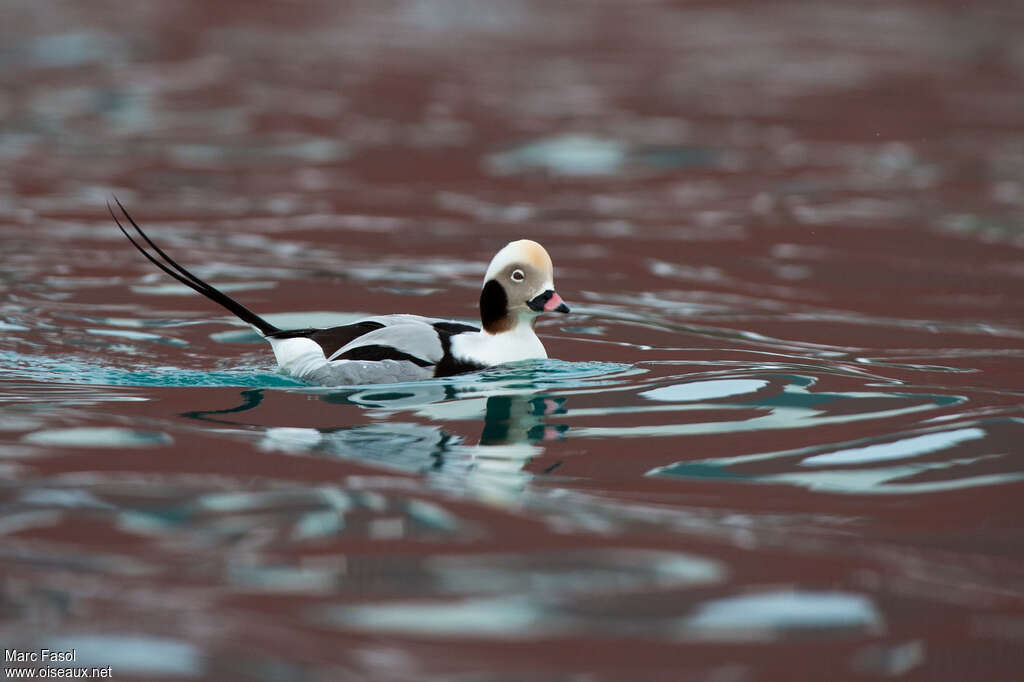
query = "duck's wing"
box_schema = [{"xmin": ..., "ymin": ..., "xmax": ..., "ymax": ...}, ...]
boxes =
[
  {"xmin": 328, "ymin": 318, "xmax": 478, "ymax": 367},
  {"xmin": 270, "ymin": 316, "xmax": 478, "ymax": 368}
]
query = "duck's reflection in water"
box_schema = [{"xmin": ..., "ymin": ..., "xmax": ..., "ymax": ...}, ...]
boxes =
[
  {"xmin": 480, "ymin": 395, "xmax": 567, "ymax": 445},
  {"xmin": 182, "ymin": 387, "xmax": 568, "ymax": 484}
]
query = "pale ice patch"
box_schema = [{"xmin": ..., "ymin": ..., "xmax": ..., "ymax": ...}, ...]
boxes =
[
  {"xmin": 321, "ymin": 597, "xmax": 558, "ymax": 638},
  {"xmin": 679, "ymin": 590, "xmax": 882, "ymax": 640},
  {"xmin": 260, "ymin": 426, "xmax": 324, "ymax": 453},
  {"xmin": 20, "ymin": 488, "xmax": 114, "ymax": 509},
  {"xmin": 85, "ymin": 328, "xmax": 187, "ymax": 346},
  {"xmin": 170, "ymin": 138, "xmax": 347, "ymax": 166},
  {"xmin": 641, "ymin": 379, "xmax": 769, "ymax": 403},
  {"xmin": 487, "ymin": 134, "xmax": 627, "ymax": 176},
  {"xmin": 227, "ymin": 563, "xmax": 341, "ymax": 593},
  {"xmin": 648, "ymin": 260, "xmax": 727, "ymax": 282},
  {"xmin": 405, "ymin": 499, "xmax": 462, "ymax": 532},
  {"xmin": 801, "ymin": 427, "xmax": 986, "ymax": 467},
  {"xmin": 21, "ymin": 427, "xmax": 172, "ymax": 448},
  {"xmin": 43, "ymin": 635, "xmax": 201, "ymax": 676}
]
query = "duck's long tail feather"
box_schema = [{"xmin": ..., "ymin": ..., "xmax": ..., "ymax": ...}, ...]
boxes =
[{"xmin": 109, "ymin": 197, "xmax": 281, "ymax": 337}]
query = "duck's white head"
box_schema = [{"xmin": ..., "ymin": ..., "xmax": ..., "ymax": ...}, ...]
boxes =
[{"xmin": 479, "ymin": 239, "xmax": 570, "ymax": 334}]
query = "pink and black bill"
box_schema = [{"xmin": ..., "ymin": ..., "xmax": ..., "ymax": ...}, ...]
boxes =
[{"xmin": 527, "ymin": 289, "xmax": 570, "ymax": 314}]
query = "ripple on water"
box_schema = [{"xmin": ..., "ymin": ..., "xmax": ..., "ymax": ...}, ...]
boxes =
[
  {"xmin": 316, "ymin": 549, "xmax": 727, "ymax": 639},
  {"xmin": 84, "ymin": 328, "xmax": 189, "ymax": 346},
  {"xmin": 0, "ymin": 350, "xmax": 305, "ymax": 388},
  {"xmin": 115, "ymin": 485, "xmax": 478, "ymax": 553},
  {"xmin": 571, "ymin": 373, "xmax": 965, "ymax": 440},
  {"xmin": 799, "ymin": 427, "xmax": 986, "ymax": 466},
  {"xmin": 651, "ymin": 419, "xmax": 1024, "ymax": 494}
]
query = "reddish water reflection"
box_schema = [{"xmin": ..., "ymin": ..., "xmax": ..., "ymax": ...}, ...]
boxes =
[{"xmin": 2, "ymin": 1, "xmax": 1024, "ymax": 680}]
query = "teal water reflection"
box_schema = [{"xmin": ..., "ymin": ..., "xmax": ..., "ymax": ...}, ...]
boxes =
[
  {"xmin": 9, "ymin": 337, "xmax": 1020, "ymax": 500},
  {"xmin": 568, "ymin": 373, "xmax": 964, "ymax": 438},
  {"xmin": 652, "ymin": 419, "xmax": 1024, "ymax": 494}
]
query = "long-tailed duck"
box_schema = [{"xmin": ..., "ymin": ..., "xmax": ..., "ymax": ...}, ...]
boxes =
[{"xmin": 110, "ymin": 200, "xmax": 569, "ymax": 385}]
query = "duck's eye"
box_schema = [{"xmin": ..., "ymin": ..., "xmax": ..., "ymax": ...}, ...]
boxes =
[{"xmin": 511, "ymin": 269, "xmax": 525, "ymax": 282}]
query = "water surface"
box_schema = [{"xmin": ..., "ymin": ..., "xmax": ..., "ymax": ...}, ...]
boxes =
[{"xmin": 2, "ymin": 1, "xmax": 1024, "ymax": 680}]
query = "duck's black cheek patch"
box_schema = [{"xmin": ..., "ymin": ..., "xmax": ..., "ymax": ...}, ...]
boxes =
[{"xmin": 479, "ymin": 279, "xmax": 511, "ymax": 333}]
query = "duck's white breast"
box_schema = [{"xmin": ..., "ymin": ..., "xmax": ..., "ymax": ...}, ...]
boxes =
[{"xmin": 450, "ymin": 326, "xmax": 547, "ymax": 366}]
